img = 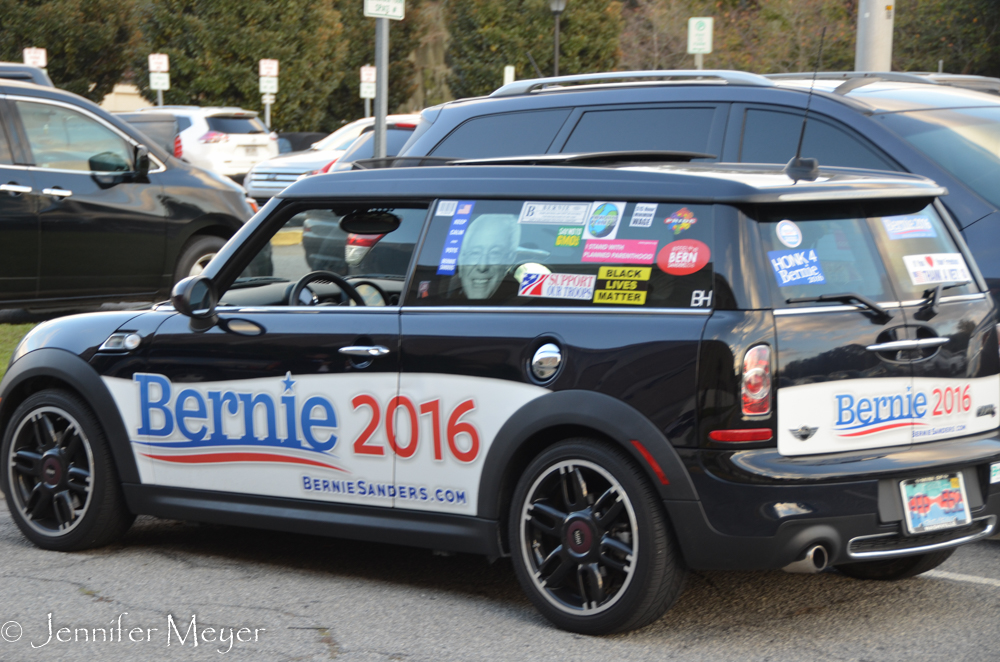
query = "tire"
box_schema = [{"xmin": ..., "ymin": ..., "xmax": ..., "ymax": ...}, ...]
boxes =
[
  {"xmin": 1, "ymin": 390, "xmax": 134, "ymax": 551},
  {"xmin": 508, "ymin": 439, "xmax": 686, "ymax": 634},
  {"xmin": 835, "ymin": 549, "xmax": 955, "ymax": 580},
  {"xmin": 174, "ymin": 235, "xmax": 227, "ymax": 282}
]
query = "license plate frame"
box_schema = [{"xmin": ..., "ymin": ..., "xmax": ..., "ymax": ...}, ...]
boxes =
[
  {"xmin": 899, "ymin": 472, "xmax": 971, "ymax": 534},
  {"xmin": 243, "ymin": 145, "xmax": 260, "ymax": 157}
]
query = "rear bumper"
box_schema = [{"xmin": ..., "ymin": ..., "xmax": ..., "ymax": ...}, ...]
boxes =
[{"xmin": 669, "ymin": 431, "xmax": 1000, "ymax": 570}]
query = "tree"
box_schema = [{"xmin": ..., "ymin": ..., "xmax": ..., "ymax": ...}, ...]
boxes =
[
  {"xmin": 134, "ymin": 0, "xmax": 347, "ymax": 132},
  {"xmin": 893, "ymin": 0, "xmax": 1000, "ymax": 76},
  {"xmin": 0, "ymin": 0, "xmax": 138, "ymax": 101},
  {"xmin": 446, "ymin": 0, "xmax": 623, "ymax": 100}
]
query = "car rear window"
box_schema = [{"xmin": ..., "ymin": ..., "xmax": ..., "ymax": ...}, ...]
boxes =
[
  {"xmin": 407, "ymin": 199, "xmax": 715, "ymax": 309},
  {"xmin": 206, "ymin": 115, "xmax": 266, "ymax": 134}
]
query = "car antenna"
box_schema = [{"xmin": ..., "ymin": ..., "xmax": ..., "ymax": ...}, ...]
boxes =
[{"xmin": 784, "ymin": 27, "xmax": 826, "ymax": 183}]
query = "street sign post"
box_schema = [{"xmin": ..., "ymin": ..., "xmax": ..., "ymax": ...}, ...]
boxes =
[
  {"xmin": 259, "ymin": 59, "xmax": 279, "ymax": 128},
  {"xmin": 687, "ymin": 17, "xmax": 713, "ymax": 70},
  {"xmin": 23, "ymin": 47, "xmax": 47, "ymax": 68},
  {"xmin": 360, "ymin": 64, "xmax": 376, "ymax": 117},
  {"xmin": 364, "ymin": 0, "xmax": 404, "ymax": 20},
  {"xmin": 504, "ymin": 65, "xmax": 516, "ymax": 86},
  {"xmin": 148, "ymin": 54, "xmax": 169, "ymax": 105}
]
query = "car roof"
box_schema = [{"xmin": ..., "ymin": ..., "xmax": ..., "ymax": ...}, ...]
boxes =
[
  {"xmin": 279, "ymin": 162, "xmax": 944, "ymax": 206},
  {"xmin": 141, "ymin": 106, "xmax": 261, "ymax": 117},
  {"xmin": 770, "ymin": 77, "xmax": 1000, "ymax": 113}
]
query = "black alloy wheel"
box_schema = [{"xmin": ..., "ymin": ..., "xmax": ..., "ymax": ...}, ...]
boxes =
[
  {"xmin": 1, "ymin": 390, "xmax": 134, "ymax": 551},
  {"xmin": 509, "ymin": 440, "xmax": 685, "ymax": 634}
]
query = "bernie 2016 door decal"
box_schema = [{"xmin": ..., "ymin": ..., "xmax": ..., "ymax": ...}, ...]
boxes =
[{"xmin": 104, "ymin": 372, "xmax": 549, "ymax": 514}]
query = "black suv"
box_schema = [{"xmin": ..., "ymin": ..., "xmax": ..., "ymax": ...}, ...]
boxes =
[
  {"xmin": 397, "ymin": 70, "xmax": 1000, "ymax": 296},
  {"xmin": 3, "ymin": 160, "xmax": 999, "ymax": 635},
  {"xmin": 0, "ymin": 79, "xmax": 260, "ymax": 309}
]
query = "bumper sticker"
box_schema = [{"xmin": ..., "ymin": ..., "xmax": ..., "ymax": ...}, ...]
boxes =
[
  {"xmin": 658, "ymin": 239, "xmax": 710, "ymax": 276},
  {"xmin": 665, "ymin": 207, "xmax": 697, "ymax": 235},
  {"xmin": 518, "ymin": 273, "xmax": 596, "ymax": 300},
  {"xmin": 882, "ymin": 215, "xmax": 936, "ymax": 240},
  {"xmin": 902, "ymin": 253, "xmax": 971, "ymax": 286},
  {"xmin": 518, "ymin": 201, "xmax": 590, "ymax": 225},
  {"xmin": 768, "ymin": 248, "xmax": 826, "ymax": 286},
  {"xmin": 582, "ymin": 238, "xmax": 658, "ymax": 264},
  {"xmin": 776, "ymin": 220, "xmax": 802, "ymax": 248},
  {"xmin": 629, "ymin": 203, "xmax": 658, "ymax": 228},
  {"xmin": 584, "ymin": 202, "xmax": 625, "ymax": 240}
]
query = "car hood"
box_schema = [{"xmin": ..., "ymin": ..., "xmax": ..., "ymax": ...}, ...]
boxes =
[{"xmin": 252, "ymin": 149, "xmax": 345, "ymax": 172}]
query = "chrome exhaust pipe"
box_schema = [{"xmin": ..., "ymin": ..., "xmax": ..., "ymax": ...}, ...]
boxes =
[{"xmin": 782, "ymin": 544, "xmax": 829, "ymax": 574}]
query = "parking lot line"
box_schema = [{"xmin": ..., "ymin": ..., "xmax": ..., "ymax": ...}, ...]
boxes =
[{"xmin": 925, "ymin": 570, "xmax": 1000, "ymax": 588}]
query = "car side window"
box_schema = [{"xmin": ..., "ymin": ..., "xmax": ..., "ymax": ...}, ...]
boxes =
[
  {"xmin": 428, "ymin": 109, "xmax": 571, "ymax": 158},
  {"xmin": 16, "ymin": 100, "xmax": 132, "ymax": 172},
  {"xmin": 175, "ymin": 116, "xmax": 193, "ymax": 132},
  {"xmin": 220, "ymin": 204, "xmax": 429, "ymax": 307},
  {"xmin": 562, "ymin": 107, "xmax": 719, "ymax": 154},
  {"xmin": 0, "ymin": 119, "xmax": 12, "ymax": 164},
  {"xmin": 407, "ymin": 199, "xmax": 715, "ymax": 309},
  {"xmin": 740, "ymin": 109, "xmax": 897, "ymax": 170}
]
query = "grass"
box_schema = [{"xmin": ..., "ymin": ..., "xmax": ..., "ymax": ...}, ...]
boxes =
[{"xmin": 0, "ymin": 324, "xmax": 35, "ymax": 379}]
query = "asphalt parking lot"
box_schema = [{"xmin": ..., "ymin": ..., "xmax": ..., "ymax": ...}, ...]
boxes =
[{"xmin": 1, "ymin": 495, "xmax": 998, "ymax": 662}]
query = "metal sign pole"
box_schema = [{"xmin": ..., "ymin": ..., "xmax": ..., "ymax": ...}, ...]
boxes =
[
  {"xmin": 157, "ymin": 90, "xmax": 164, "ymax": 106},
  {"xmin": 374, "ymin": 17, "xmax": 389, "ymax": 159},
  {"xmin": 265, "ymin": 102, "xmax": 271, "ymax": 128}
]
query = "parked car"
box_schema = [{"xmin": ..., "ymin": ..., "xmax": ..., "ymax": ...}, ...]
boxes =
[
  {"xmin": 130, "ymin": 105, "xmax": 277, "ymax": 182},
  {"xmin": 0, "ymin": 79, "xmax": 264, "ymax": 309},
  {"xmin": 327, "ymin": 115, "xmax": 420, "ymax": 172},
  {"xmin": 0, "ymin": 62, "xmax": 53, "ymax": 87},
  {"xmin": 395, "ymin": 70, "xmax": 1000, "ymax": 296},
  {"xmin": 245, "ymin": 115, "xmax": 419, "ymax": 204},
  {"xmin": 4, "ymin": 157, "xmax": 998, "ymax": 635}
]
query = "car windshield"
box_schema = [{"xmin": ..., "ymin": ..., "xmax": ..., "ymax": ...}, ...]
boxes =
[
  {"xmin": 878, "ymin": 107, "xmax": 1000, "ymax": 208},
  {"xmin": 312, "ymin": 122, "xmax": 368, "ymax": 151}
]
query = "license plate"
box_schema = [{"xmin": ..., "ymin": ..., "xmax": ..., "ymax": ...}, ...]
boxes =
[
  {"xmin": 243, "ymin": 146, "xmax": 259, "ymax": 157},
  {"xmin": 899, "ymin": 473, "xmax": 971, "ymax": 534}
]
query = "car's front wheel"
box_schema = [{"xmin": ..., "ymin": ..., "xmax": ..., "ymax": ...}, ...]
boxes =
[
  {"xmin": 1, "ymin": 390, "xmax": 134, "ymax": 551},
  {"xmin": 174, "ymin": 235, "xmax": 227, "ymax": 282},
  {"xmin": 835, "ymin": 549, "xmax": 955, "ymax": 580},
  {"xmin": 509, "ymin": 439, "xmax": 686, "ymax": 634}
]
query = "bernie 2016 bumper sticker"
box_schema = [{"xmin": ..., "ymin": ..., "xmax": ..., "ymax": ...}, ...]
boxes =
[
  {"xmin": 903, "ymin": 253, "xmax": 971, "ymax": 286},
  {"xmin": 882, "ymin": 215, "xmax": 936, "ymax": 240},
  {"xmin": 768, "ymin": 248, "xmax": 826, "ymax": 286},
  {"xmin": 518, "ymin": 273, "xmax": 596, "ymax": 300}
]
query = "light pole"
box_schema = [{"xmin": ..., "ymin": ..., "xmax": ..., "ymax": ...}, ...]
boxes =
[{"xmin": 550, "ymin": 0, "xmax": 567, "ymax": 77}]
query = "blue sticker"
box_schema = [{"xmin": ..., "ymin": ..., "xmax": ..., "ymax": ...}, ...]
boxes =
[
  {"xmin": 882, "ymin": 215, "xmax": 937, "ymax": 240},
  {"xmin": 437, "ymin": 201, "xmax": 476, "ymax": 275},
  {"xmin": 769, "ymin": 249, "xmax": 826, "ymax": 286}
]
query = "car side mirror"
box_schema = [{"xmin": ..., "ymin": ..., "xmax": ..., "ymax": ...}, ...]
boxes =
[
  {"xmin": 89, "ymin": 150, "xmax": 130, "ymax": 172},
  {"xmin": 134, "ymin": 144, "xmax": 151, "ymax": 180},
  {"xmin": 171, "ymin": 276, "xmax": 218, "ymax": 330}
]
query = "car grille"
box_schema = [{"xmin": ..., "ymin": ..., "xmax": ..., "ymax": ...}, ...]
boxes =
[
  {"xmin": 246, "ymin": 171, "xmax": 302, "ymax": 192},
  {"xmin": 847, "ymin": 516, "xmax": 994, "ymax": 557}
]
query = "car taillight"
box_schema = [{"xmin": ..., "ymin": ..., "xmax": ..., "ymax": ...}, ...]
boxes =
[
  {"xmin": 246, "ymin": 197, "xmax": 259, "ymax": 213},
  {"xmin": 199, "ymin": 131, "xmax": 228, "ymax": 144},
  {"xmin": 309, "ymin": 159, "xmax": 338, "ymax": 176},
  {"xmin": 173, "ymin": 135, "xmax": 183, "ymax": 158},
  {"xmin": 269, "ymin": 131, "xmax": 278, "ymax": 141},
  {"xmin": 345, "ymin": 233, "xmax": 384, "ymax": 266},
  {"xmin": 741, "ymin": 345, "xmax": 771, "ymax": 416}
]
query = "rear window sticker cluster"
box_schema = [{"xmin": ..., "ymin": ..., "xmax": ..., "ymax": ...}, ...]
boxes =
[
  {"xmin": 593, "ymin": 267, "xmax": 650, "ymax": 305},
  {"xmin": 776, "ymin": 220, "xmax": 803, "ymax": 248},
  {"xmin": 555, "ymin": 226, "xmax": 583, "ymax": 247},
  {"xmin": 903, "ymin": 253, "xmax": 972, "ymax": 285},
  {"xmin": 582, "ymin": 238, "xmax": 658, "ymax": 264},
  {"xmin": 518, "ymin": 273, "xmax": 596, "ymax": 300},
  {"xmin": 583, "ymin": 201, "xmax": 625, "ymax": 240},
  {"xmin": 665, "ymin": 207, "xmax": 697, "ymax": 235},
  {"xmin": 436, "ymin": 201, "xmax": 476, "ymax": 275},
  {"xmin": 657, "ymin": 239, "xmax": 711, "ymax": 276},
  {"xmin": 629, "ymin": 203, "xmax": 658, "ymax": 228},
  {"xmin": 883, "ymin": 215, "xmax": 937, "ymax": 240},
  {"xmin": 518, "ymin": 201, "xmax": 589, "ymax": 225},
  {"xmin": 769, "ymin": 248, "xmax": 826, "ymax": 286},
  {"xmin": 436, "ymin": 200, "xmax": 458, "ymax": 216}
]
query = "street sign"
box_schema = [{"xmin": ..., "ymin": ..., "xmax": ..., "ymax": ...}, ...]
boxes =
[
  {"xmin": 259, "ymin": 59, "xmax": 279, "ymax": 78},
  {"xmin": 687, "ymin": 17, "xmax": 714, "ymax": 54},
  {"xmin": 23, "ymin": 47, "xmax": 47, "ymax": 68},
  {"xmin": 360, "ymin": 82, "xmax": 376, "ymax": 99},
  {"xmin": 360, "ymin": 65, "xmax": 377, "ymax": 83},
  {"xmin": 148, "ymin": 53, "xmax": 169, "ymax": 73},
  {"xmin": 260, "ymin": 76, "xmax": 278, "ymax": 94},
  {"xmin": 261, "ymin": 93, "xmax": 276, "ymax": 105},
  {"xmin": 150, "ymin": 72, "xmax": 170, "ymax": 91},
  {"xmin": 364, "ymin": 0, "xmax": 404, "ymax": 21}
]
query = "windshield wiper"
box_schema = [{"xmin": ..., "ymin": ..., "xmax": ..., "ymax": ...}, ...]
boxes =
[
  {"xmin": 915, "ymin": 281, "xmax": 971, "ymax": 320},
  {"xmin": 786, "ymin": 292, "xmax": 892, "ymax": 323}
]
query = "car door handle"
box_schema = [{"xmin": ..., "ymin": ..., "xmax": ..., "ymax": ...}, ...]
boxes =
[
  {"xmin": 0, "ymin": 183, "xmax": 32, "ymax": 194},
  {"xmin": 338, "ymin": 345, "xmax": 391, "ymax": 357},
  {"xmin": 866, "ymin": 338, "xmax": 949, "ymax": 352},
  {"xmin": 42, "ymin": 188, "xmax": 73, "ymax": 198}
]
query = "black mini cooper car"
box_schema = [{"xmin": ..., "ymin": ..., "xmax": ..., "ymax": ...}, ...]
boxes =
[{"xmin": 2, "ymin": 159, "xmax": 1000, "ymax": 634}]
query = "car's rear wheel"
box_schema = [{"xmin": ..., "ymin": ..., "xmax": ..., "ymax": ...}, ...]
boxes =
[
  {"xmin": 509, "ymin": 439, "xmax": 685, "ymax": 634},
  {"xmin": 175, "ymin": 235, "xmax": 227, "ymax": 282},
  {"xmin": 1, "ymin": 390, "xmax": 134, "ymax": 551},
  {"xmin": 835, "ymin": 549, "xmax": 955, "ymax": 580}
]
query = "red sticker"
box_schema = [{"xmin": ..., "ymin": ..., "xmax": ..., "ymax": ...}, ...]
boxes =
[{"xmin": 657, "ymin": 239, "xmax": 710, "ymax": 276}]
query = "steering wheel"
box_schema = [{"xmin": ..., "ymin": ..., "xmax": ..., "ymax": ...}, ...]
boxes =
[{"xmin": 289, "ymin": 271, "xmax": 367, "ymax": 307}]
